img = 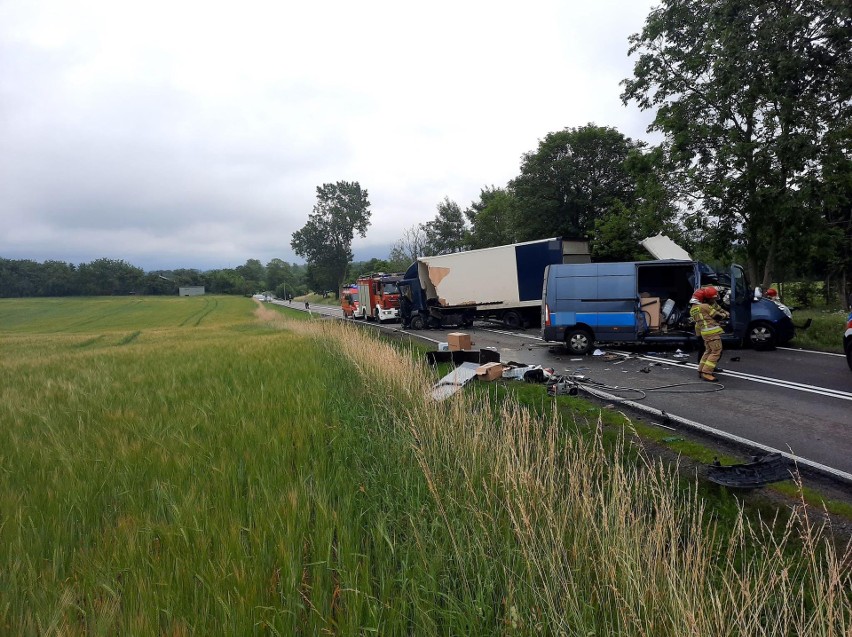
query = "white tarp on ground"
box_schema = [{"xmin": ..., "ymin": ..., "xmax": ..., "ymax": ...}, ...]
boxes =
[{"xmin": 430, "ymin": 362, "xmax": 481, "ymax": 401}]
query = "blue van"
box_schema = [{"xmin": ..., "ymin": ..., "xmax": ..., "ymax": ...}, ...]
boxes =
[{"xmin": 541, "ymin": 260, "xmax": 795, "ymax": 355}]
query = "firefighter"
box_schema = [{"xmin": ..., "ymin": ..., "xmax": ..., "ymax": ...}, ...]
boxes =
[
  {"xmin": 764, "ymin": 287, "xmax": 794, "ymax": 319},
  {"xmin": 690, "ymin": 286, "xmax": 729, "ymax": 382}
]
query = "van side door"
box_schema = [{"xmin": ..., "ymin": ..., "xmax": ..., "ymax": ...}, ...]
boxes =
[{"xmin": 728, "ymin": 264, "xmax": 751, "ymax": 337}]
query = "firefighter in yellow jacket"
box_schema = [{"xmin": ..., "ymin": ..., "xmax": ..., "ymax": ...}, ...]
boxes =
[{"xmin": 689, "ymin": 286, "xmax": 729, "ymax": 381}]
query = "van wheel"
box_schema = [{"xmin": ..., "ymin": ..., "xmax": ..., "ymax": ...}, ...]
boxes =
[
  {"xmin": 502, "ymin": 310, "xmax": 522, "ymax": 329},
  {"xmin": 409, "ymin": 315, "xmax": 424, "ymax": 330},
  {"xmin": 565, "ymin": 328, "xmax": 593, "ymax": 355},
  {"xmin": 748, "ymin": 322, "xmax": 776, "ymax": 350}
]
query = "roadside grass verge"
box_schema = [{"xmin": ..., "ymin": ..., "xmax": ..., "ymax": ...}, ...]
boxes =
[
  {"xmin": 789, "ymin": 308, "xmax": 847, "ymax": 353},
  {"xmin": 269, "ymin": 307, "xmax": 851, "ymax": 634},
  {"xmin": 1, "ymin": 297, "xmax": 849, "ymax": 634}
]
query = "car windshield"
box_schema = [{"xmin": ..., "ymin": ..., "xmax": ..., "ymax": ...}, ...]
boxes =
[{"xmin": 382, "ymin": 282, "xmax": 398, "ymax": 294}]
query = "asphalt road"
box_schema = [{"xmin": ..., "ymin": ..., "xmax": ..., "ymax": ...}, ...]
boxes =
[{"xmin": 275, "ymin": 301, "xmax": 852, "ymax": 489}]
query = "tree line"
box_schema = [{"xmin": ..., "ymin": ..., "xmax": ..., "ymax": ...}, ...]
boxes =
[
  {"xmin": 294, "ymin": 0, "xmax": 851, "ymax": 304},
  {"xmin": 0, "ymin": 257, "xmax": 311, "ymax": 299}
]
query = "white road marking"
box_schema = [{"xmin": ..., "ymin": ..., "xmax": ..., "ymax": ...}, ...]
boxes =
[
  {"xmin": 778, "ymin": 346, "xmax": 845, "ymax": 358},
  {"xmin": 615, "ymin": 351, "xmax": 852, "ymax": 402}
]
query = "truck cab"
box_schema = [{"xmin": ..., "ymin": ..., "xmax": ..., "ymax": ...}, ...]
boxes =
[
  {"xmin": 541, "ymin": 259, "xmax": 794, "ymax": 354},
  {"xmin": 356, "ymin": 273, "xmax": 402, "ymax": 323}
]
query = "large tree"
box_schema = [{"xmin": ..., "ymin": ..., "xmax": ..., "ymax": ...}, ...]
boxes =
[
  {"xmin": 509, "ymin": 124, "xmax": 646, "ymax": 244},
  {"xmin": 291, "ymin": 181, "xmax": 371, "ymax": 294},
  {"xmin": 423, "ymin": 197, "xmax": 469, "ymax": 254},
  {"xmin": 622, "ymin": 0, "xmax": 851, "ymax": 286},
  {"xmin": 464, "ymin": 186, "xmax": 521, "ymax": 249},
  {"xmin": 388, "ymin": 223, "xmax": 430, "ymax": 268},
  {"xmin": 235, "ymin": 258, "xmax": 266, "ymax": 291}
]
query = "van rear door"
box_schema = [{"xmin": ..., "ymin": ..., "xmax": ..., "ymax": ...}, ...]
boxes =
[{"xmin": 554, "ymin": 263, "xmax": 638, "ymax": 341}]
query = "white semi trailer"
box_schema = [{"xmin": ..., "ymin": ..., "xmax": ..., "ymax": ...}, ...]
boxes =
[{"xmin": 398, "ymin": 237, "xmax": 590, "ymax": 329}]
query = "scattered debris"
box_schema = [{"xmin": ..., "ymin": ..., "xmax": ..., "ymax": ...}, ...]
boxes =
[
  {"xmin": 476, "ymin": 362, "xmax": 504, "ymax": 382},
  {"xmin": 547, "ymin": 379, "xmax": 578, "ymax": 396},
  {"xmin": 431, "ymin": 362, "xmax": 481, "ymax": 401},
  {"xmin": 593, "ymin": 349, "xmax": 606, "ymax": 356},
  {"xmin": 640, "ymin": 366, "xmax": 651, "ymax": 373},
  {"xmin": 730, "ymin": 356, "xmax": 741, "ymax": 362},
  {"xmin": 706, "ymin": 453, "xmax": 793, "ymax": 488},
  {"xmin": 447, "ymin": 332, "xmax": 472, "ymax": 351},
  {"xmin": 426, "ymin": 349, "xmax": 500, "ymax": 366},
  {"xmin": 501, "ymin": 364, "xmax": 554, "ymax": 382}
]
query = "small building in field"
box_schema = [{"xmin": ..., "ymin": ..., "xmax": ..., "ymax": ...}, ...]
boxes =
[{"xmin": 179, "ymin": 286, "xmax": 205, "ymax": 297}]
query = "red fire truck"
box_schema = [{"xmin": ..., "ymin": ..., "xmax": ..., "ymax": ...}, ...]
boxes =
[
  {"xmin": 354, "ymin": 273, "xmax": 402, "ymax": 323},
  {"xmin": 340, "ymin": 285, "xmax": 359, "ymax": 318}
]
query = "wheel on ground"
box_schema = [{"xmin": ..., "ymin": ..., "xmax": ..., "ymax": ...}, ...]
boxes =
[
  {"xmin": 502, "ymin": 310, "xmax": 522, "ymax": 330},
  {"xmin": 565, "ymin": 328, "xmax": 593, "ymax": 355},
  {"xmin": 748, "ymin": 322, "xmax": 776, "ymax": 350},
  {"xmin": 409, "ymin": 315, "xmax": 424, "ymax": 330}
]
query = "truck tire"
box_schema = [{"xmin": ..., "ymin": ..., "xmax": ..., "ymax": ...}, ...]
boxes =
[
  {"xmin": 748, "ymin": 322, "xmax": 776, "ymax": 350},
  {"xmin": 502, "ymin": 310, "xmax": 522, "ymax": 330},
  {"xmin": 409, "ymin": 315, "xmax": 424, "ymax": 330},
  {"xmin": 565, "ymin": 328, "xmax": 593, "ymax": 355}
]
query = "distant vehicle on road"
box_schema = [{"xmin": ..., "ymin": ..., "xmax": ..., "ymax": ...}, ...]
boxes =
[{"xmin": 340, "ymin": 285, "xmax": 359, "ymax": 319}]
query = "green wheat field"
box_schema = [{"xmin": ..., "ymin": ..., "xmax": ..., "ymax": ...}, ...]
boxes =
[{"xmin": 1, "ymin": 296, "xmax": 849, "ymax": 635}]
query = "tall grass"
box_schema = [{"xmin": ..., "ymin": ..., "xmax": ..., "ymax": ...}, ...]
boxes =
[
  {"xmin": 263, "ymin": 305, "xmax": 852, "ymax": 634},
  {"xmin": 789, "ymin": 308, "xmax": 848, "ymax": 353},
  {"xmin": 1, "ymin": 297, "xmax": 849, "ymax": 634}
]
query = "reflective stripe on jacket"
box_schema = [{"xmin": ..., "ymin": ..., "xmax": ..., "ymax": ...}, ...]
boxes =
[{"xmin": 689, "ymin": 302, "xmax": 724, "ymax": 337}]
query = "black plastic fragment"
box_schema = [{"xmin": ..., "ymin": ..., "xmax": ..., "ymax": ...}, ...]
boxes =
[
  {"xmin": 706, "ymin": 453, "xmax": 793, "ymax": 488},
  {"xmin": 425, "ymin": 349, "xmax": 501, "ymax": 366}
]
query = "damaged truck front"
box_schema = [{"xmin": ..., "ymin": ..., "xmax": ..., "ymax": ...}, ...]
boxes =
[
  {"xmin": 541, "ymin": 258, "xmax": 795, "ymax": 354},
  {"xmin": 398, "ymin": 238, "xmax": 590, "ymax": 330}
]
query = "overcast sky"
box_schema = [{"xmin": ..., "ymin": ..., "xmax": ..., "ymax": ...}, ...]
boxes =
[{"xmin": 0, "ymin": 0, "xmax": 658, "ymax": 271}]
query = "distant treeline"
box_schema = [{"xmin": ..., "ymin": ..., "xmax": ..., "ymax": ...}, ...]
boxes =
[{"xmin": 0, "ymin": 257, "xmax": 311, "ymax": 299}]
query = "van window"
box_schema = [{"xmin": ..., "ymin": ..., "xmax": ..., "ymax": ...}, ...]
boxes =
[{"xmin": 732, "ymin": 266, "xmax": 747, "ymax": 304}]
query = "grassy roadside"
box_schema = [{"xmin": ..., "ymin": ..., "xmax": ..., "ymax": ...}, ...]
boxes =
[
  {"xmin": 1, "ymin": 297, "xmax": 849, "ymax": 634},
  {"xmin": 788, "ymin": 308, "xmax": 848, "ymax": 353}
]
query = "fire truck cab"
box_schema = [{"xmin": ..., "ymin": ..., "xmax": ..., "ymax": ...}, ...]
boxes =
[
  {"xmin": 340, "ymin": 285, "xmax": 359, "ymax": 318},
  {"xmin": 355, "ymin": 273, "xmax": 402, "ymax": 323}
]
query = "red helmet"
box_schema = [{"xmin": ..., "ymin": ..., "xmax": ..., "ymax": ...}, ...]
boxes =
[
  {"xmin": 692, "ymin": 288, "xmax": 705, "ymax": 302},
  {"xmin": 703, "ymin": 286, "xmax": 719, "ymax": 300},
  {"xmin": 765, "ymin": 288, "xmax": 778, "ymax": 298}
]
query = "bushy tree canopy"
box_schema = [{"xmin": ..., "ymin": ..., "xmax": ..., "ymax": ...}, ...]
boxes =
[
  {"xmin": 622, "ymin": 0, "xmax": 851, "ymax": 286},
  {"xmin": 291, "ymin": 181, "xmax": 371, "ymax": 293}
]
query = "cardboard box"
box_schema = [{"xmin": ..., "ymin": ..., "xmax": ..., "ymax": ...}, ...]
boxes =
[
  {"xmin": 447, "ymin": 332, "xmax": 472, "ymax": 351},
  {"xmin": 476, "ymin": 362, "xmax": 504, "ymax": 381},
  {"xmin": 641, "ymin": 297, "xmax": 661, "ymax": 330}
]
